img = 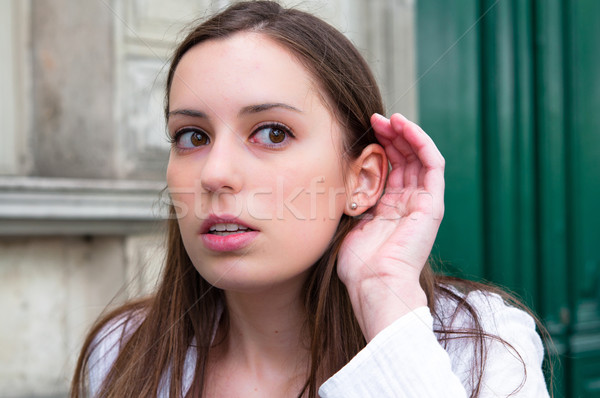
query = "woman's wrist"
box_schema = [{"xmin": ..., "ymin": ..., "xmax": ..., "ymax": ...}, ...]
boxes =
[{"xmin": 349, "ymin": 279, "xmax": 428, "ymax": 341}]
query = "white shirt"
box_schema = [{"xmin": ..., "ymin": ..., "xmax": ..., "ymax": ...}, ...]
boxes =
[
  {"xmin": 88, "ymin": 290, "xmax": 550, "ymax": 397},
  {"xmin": 319, "ymin": 290, "xmax": 549, "ymax": 397}
]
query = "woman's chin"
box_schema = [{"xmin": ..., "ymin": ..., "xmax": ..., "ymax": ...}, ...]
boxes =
[{"xmin": 200, "ymin": 268, "xmax": 311, "ymax": 295}]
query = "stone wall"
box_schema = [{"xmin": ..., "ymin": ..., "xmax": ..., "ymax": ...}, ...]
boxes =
[{"xmin": 0, "ymin": 1, "xmax": 416, "ymax": 396}]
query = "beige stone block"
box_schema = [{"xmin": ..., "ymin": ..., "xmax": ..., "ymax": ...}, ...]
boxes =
[
  {"xmin": 124, "ymin": 233, "xmax": 166, "ymax": 298},
  {"xmin": 0, "ymin": 237, "xmax": 126, "ymax": 396}
]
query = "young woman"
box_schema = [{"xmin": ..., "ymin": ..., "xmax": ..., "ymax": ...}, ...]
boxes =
[{"xmin": 72, "ymin": 2, "xmax": 551, "ymax": 397}]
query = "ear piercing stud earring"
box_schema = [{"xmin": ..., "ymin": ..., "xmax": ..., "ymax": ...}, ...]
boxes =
[{"xmin": 350, "ymin": 202, "xmax": 358, "ymax": 210}]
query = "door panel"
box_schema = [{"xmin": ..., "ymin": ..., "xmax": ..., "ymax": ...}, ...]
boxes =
[
  {"xmin": 568, "ymin": 1, "xmax": 600, "ymax": 396},
  {"xmin": 417, "ymin": 0, "xmax": 600, "ymax": 396},
  {"xmin": 416, "ymin": 0, "xmax": 484, "ymax": 280}
]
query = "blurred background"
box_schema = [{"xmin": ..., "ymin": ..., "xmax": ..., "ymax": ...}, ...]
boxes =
[{"xmin": 0, "ymin": 0, "xmax": 597, "ymax": 397}]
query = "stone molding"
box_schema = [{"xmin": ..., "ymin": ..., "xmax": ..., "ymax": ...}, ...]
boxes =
[{"xmin": 0, "ymin": 177, "xmax": 167, "ymax": 236}]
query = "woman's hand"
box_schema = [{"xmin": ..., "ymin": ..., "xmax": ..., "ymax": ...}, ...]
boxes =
[{"xmin": 337, "ymin": 113, "xmax": 445, "ymax": 341}]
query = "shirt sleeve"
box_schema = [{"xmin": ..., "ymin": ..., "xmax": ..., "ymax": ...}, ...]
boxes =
[
  {"xmin": 318, "ymin": 307, "xmax": 468, "ymax": 398},
  {"xmin": 319, "ymin": 293, "xmax": 550, "ymax": 398},
  {"xmin": 87, "ymin": 315, "xmax": 143, "ymax": 397},
  {"xmin": 85, "ymin": 312, "xmax": 198, "ymax": 397}
]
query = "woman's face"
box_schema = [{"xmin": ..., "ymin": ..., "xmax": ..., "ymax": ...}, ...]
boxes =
[{"xmin": 166, "ymin": 32, "xmax": 350, "ymax": 292}]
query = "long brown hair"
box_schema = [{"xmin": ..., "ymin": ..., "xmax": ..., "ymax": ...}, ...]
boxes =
[{"xmin": 71, "ymin": 2, "xmax": 551, "ymax": 397}]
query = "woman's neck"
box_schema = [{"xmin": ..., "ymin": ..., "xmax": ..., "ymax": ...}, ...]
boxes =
[
  {"xmin": 225, "ymin": 282, "xmax": 308, "ymax": 364},
  {"xmin": 209, "ymin": 279, "xmax": 310, "ymax": 394}
]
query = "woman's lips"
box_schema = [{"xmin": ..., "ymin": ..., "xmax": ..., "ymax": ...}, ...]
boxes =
[
  {"xmin": 199, "ymin": 215, "xmax": 259, "ymax": 252},
  {"xmin": 201, "ymin": 230, "xmax": 259, "ymax": 252}
]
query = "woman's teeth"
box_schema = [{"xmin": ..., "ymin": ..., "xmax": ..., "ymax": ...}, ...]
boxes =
[{"xmin": 208, "ymin": 223, "xmax": 250, "ymax": 236}]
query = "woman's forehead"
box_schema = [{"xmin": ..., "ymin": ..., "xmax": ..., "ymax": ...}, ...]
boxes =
[{"xmin": 169, "ymin": 32, "xmax": 331, "ymax": 119}]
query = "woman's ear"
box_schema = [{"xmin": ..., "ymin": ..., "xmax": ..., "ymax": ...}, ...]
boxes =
[{"xmin": 344, "ymin": 143, "xmax": 388, "ymax": 215}]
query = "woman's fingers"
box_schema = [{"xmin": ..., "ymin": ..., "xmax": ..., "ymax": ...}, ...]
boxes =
[
  {"xmin": 371, "ymin": 114, "xmax": 409, "ymax": 188},
  {"xmin": 389, "ymin": 115, "xmax": 445, "ymax": 204},
  {"xmin": 371, "ymin": 114, "xmax": 413, "ymax": 168},
  {"xmin": 389, "ymin": 114, "xmax": 445, "ymax": 172},
  {"xmin": 371, "ymin": 113, "xmax": 445, "ymax": 212},
  {"xmin": 370, "ymin": 113, "xmax": 393, "ymax": 136}
]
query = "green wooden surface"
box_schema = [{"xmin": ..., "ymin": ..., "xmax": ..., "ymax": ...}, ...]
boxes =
[
  {"xmin": 567, "ymin": 0, "xmax": 600, "ymax": 395},
  {"xmin": 417, "ymin": 0, "xmax": 600, "ymax": 396},
  {"xmin": 535, "ymin": 0, "xmax": 569, "ymax": 350},
  {"xmin": 416, "ymin": 0, "xmax": 484, "ymax": 279}
]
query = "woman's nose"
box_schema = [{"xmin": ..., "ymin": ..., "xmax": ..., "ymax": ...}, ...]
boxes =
[{"xmin": 200, "ymin": 132, "xmax": 243, "ymax": 194}]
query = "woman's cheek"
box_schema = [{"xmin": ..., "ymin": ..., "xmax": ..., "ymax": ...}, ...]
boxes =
[{"xmin": 245, "ymin": 185, "xmax": 278, "ymax": 221}]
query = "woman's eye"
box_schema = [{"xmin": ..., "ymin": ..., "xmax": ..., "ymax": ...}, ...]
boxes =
[
  {"xmin": 249, "ymin": 124, "xmax": 293, "ymax": 147},
  {"xmin": 172, "ymin": 128, "xmax": 210, "ymax": 149}
]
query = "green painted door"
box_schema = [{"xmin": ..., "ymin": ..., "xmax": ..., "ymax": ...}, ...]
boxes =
[{"xmin": 416, "ymin": 1, "xmax": 600, "ymax": 396}]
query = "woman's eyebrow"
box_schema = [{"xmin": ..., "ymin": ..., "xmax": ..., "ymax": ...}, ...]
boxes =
[
  {"xmin": 238, "ymin": 103, "xmax": 303, "ymax": 115},
  {"xmin": 167, "ymin": 109, "xmax": 208, "ymax": 120},
  {"xmin": 167, "ymin": 103, "xmax": 302, "ymax": 121}
]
